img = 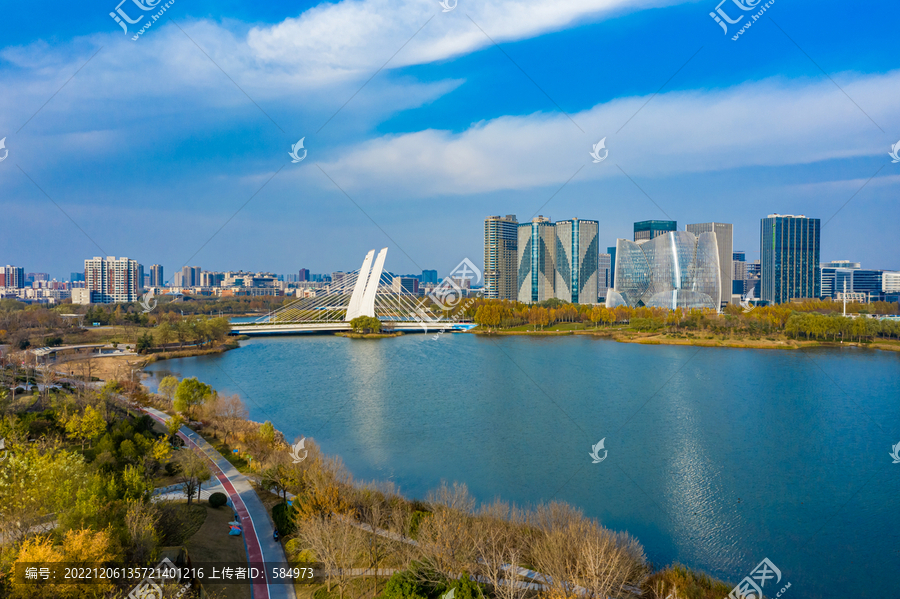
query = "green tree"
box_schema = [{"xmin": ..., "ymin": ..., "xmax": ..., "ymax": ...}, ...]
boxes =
[
  {"xmin": 157, "ymin": 322, "xmax": 173, "ymax": 346},
  {"xmin": 260, "ymin": 420, "xmax": 277, "ymax": 446},
  {"xmin": 157, "ymin": 375, "xmax": 178, "ymax": 404},
  {"xmin": 166, "ymin": 414, "xmax": 184, "ymax": 443},
  {"xmin": 136, "ymin": 332, "xmax": 154, "ymax": 354},
  {"xmin": 173, "ymin": 377, "xmax": 214, "ymax": 420}
]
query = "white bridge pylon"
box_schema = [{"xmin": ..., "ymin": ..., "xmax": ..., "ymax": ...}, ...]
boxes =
[{"xmin": 254, "ymin": 248, "xmax": 438, "ymax": 326}]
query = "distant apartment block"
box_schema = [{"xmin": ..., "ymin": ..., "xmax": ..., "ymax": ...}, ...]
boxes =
[
  {"xmin": 70, "ymin": 272, "xmax": 86, "ymax": 283},
  {"xmin": 686, "ymin": 222, "xmax": 733, "ymax": 307},
  {"xmin": 392, "ymin": 276, "xmax": 419, "ymax": 295},
  {"xmin": 761, "ymin": 214, "xmax": 820, "ymax": 304},
  {"xmin": 0, "ymin": 265, "xmax": 25, "ymax": 288},
  {"xmin": 150, "ymin": 264, "xmax": 164, "ymax": 287},
  {"xmin": 484, "ymin": 214, "xmax": 518, "ymax": 300},
  {"xmin": 84, "ymin": 256, "xmax": 142, "ymax": 303},
  {"xmin": 421, "ymin": 269, "xmax": 439, "ymax": 285},
  {"xmin": 299, "ymin": 268, "xmax": 310, "ymax": 282}
]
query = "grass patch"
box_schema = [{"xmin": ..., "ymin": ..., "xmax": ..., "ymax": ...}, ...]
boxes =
[
  {"xmin": 157, "ymin": 502, "xmax": 208, "ymax": 546},
  {"xmin": 184, "ymin": 502, "xmax": 251, "ymax": 599},
  {"xmin": 642, "ymin": 563, "xmax": 732, "ymax": 599},
  {"xmin": 199, "ymin": 433, "xmax": 251, "ymax": 473}
]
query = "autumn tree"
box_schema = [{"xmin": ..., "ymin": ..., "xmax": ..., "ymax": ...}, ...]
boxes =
[{"xmin": 175, "ymin": 449, "xmax": 211, "ymax": 507}]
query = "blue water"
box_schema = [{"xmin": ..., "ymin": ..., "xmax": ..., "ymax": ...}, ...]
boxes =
[{"xmin": 144, "ymin": 335, "xmax": 900, "ymax": 597}]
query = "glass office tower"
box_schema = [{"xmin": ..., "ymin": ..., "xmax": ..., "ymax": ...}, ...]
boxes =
[
  {"xmin": 760, "ymin": 214, "xmax": 820, "ymax": 304},
  {"xmin": 554, "ymin": 219, "xmax": 599, "ymax": 304}
]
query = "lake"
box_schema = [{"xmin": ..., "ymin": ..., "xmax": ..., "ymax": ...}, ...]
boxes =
[{"xmin": 144, "ymin": 334, "xmax": 900, "ymax": 598}]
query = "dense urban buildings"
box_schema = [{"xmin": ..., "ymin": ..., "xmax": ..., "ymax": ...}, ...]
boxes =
[
  {"xmin": 607, "ymin": 246, "xmax": 617, "ymax": 291},
  {"xmin": 298, "ymin": 268, "xmax": 310, "ymax": 282},
  {"xmin": 686, "ymin": 222, "xmax": 733, "ymax": 307},
  {"xmin": 82, "ymin": 256, "xmax": 143, "ymax": 304},
  {"xmin": 606, "ymin": 231, "xmax": 721, "ymax": 310},
  {"xmin": 0, "ymin": 265, "xmax": 25, "ymax": 288},
  {"xmin": 760, "ymin": 214, "xmax": 821, "ymax": 304},
  {"xmin": 554, "ymin": 219, "xmax": 599, "ymax": 304},
  {"xmin": 634, "ymin": 220, "xmax": 677, "ymax": 244},
  {"xmin": 819, "ymin": 261, "xmax": 900, "ymax": 303},
  {"xmin": 484, "ymin": 215, "xmax": 519, "ymax": 300}
]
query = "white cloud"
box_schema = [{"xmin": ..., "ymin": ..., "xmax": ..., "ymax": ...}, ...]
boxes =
[
  {"xmin": 246, "ymin": 0, "xmax": 685, "ymax": 84},
  {"xmin": 311, "ymin": 70, "xmax": 900, "ymax": 197}
]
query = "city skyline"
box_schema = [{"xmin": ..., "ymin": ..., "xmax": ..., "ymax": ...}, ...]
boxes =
[{"xmin": 2, "ymin": 1, "xmax": 898, "ymax": 277}]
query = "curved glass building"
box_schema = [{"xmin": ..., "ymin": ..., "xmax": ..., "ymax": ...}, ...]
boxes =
[{"xmin": 607, "ymin": 231, "xmax": 721, "ymax": 310}]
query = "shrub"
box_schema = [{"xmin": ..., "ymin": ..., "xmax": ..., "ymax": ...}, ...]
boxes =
[
  {"xmin": 381, "ymin": 570, "xmax": 429, "ymax": 599},
  {"xmin": 208, "ymin": 492, "xmax": 228, "ymax": 508},
  {"xmin": 164, "ymin": 461, "xmax": 180, "ymax": 476},
  {"xmin": 43, "ymin": 336, "xmax": 64, "ymax": 347}
]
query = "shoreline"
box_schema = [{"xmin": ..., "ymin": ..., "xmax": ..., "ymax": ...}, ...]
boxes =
[{"xmin": 471, "ymin": 328, "xmax": 900, "ymax": 351}]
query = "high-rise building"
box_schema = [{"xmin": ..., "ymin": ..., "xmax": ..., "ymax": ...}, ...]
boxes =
[
  {"xmin": 150, "ymin": 265, "xmax": 164, "ymax": 287},
  {"xmin": 634, "ymin": 220, "xmax": 677, "ymax": 244},
  {"xmin": 0, "ymin": 266, "xmax": 25, "ymax": 288},
  {"xmin": 607, "ymin": 246, "xmax": 617, "ymax": 290},
  {"xmin": 84, "ymin": 256, "xmax": 142, "ymax": 303},
  {"xmin": 391, "ymin": 276, "xmax": 419, "ymax": 295},
  {"xmin": 517, "ymin": 216, "xmax": 555, "ymax": 303},
  {"xmin": 201, "ymin": 271, "xmax": 225, "ymax": 287},
  {"xmin": 554, "ymin": 219, "xmax": 599, "ymax": 304},
  {"xmin": 180, "ymin": 266, "xmax": 201, "ymax": 288},
  {"xmin": 27, "ymin": 273, "xmax": 50, "ymax": 285},
  {"xmin": 733, "ymin": 252, "xmax": 746, "ymax": 295},
  {"xmin": 484, "ymin": 214, "xmax": 519, "ymax": 299},
  {"xmin": 298, "ymin": 268, "xmax": 310, "ymax": 282},
  {"xmin": 421, "ymin": 269, "xmax": 438, "ymax": 285},
  {"xmin": 599, "ymin": 252, "xmax": 611, "ymax": 301},
  {"xmin": 761, "ymin": 214, "xmax": 820, "ymax": 304},
  {"xmin": 686, "ymin": 222, "xmax": 733, "ymax": 307},
  {"xmin": 70, "ymin": 272, "xmax": 86, "ymax": 283}
]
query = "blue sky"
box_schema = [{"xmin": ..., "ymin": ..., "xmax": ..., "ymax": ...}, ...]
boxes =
[{"xmin": 1, "ymin": 0, "xmax": 898, "ymax": 281}]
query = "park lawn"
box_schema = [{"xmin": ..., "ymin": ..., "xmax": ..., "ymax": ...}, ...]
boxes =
[{"xmin": 184, "ymin": 502, "xmax": 252, "ymax": 599}]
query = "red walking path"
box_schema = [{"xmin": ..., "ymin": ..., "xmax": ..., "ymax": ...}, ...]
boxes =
[{"xmin": 143, "ymin": 407, "xmax": 295, "ymax": 599}]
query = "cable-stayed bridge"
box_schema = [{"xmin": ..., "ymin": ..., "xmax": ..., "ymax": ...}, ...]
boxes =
[{"xmin": 230, "ymin": 248, "xmax": 476, "ymax": 336}]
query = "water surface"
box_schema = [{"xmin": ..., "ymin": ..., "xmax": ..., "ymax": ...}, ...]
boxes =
[{"xmin": 145, "ymin": 334, "xmax": 900, "ymax": 598}]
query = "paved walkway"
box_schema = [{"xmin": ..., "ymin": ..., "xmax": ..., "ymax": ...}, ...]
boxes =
[{"xmin": 142, "ymin": 407, "xmax": 295, "ymax": 599}]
